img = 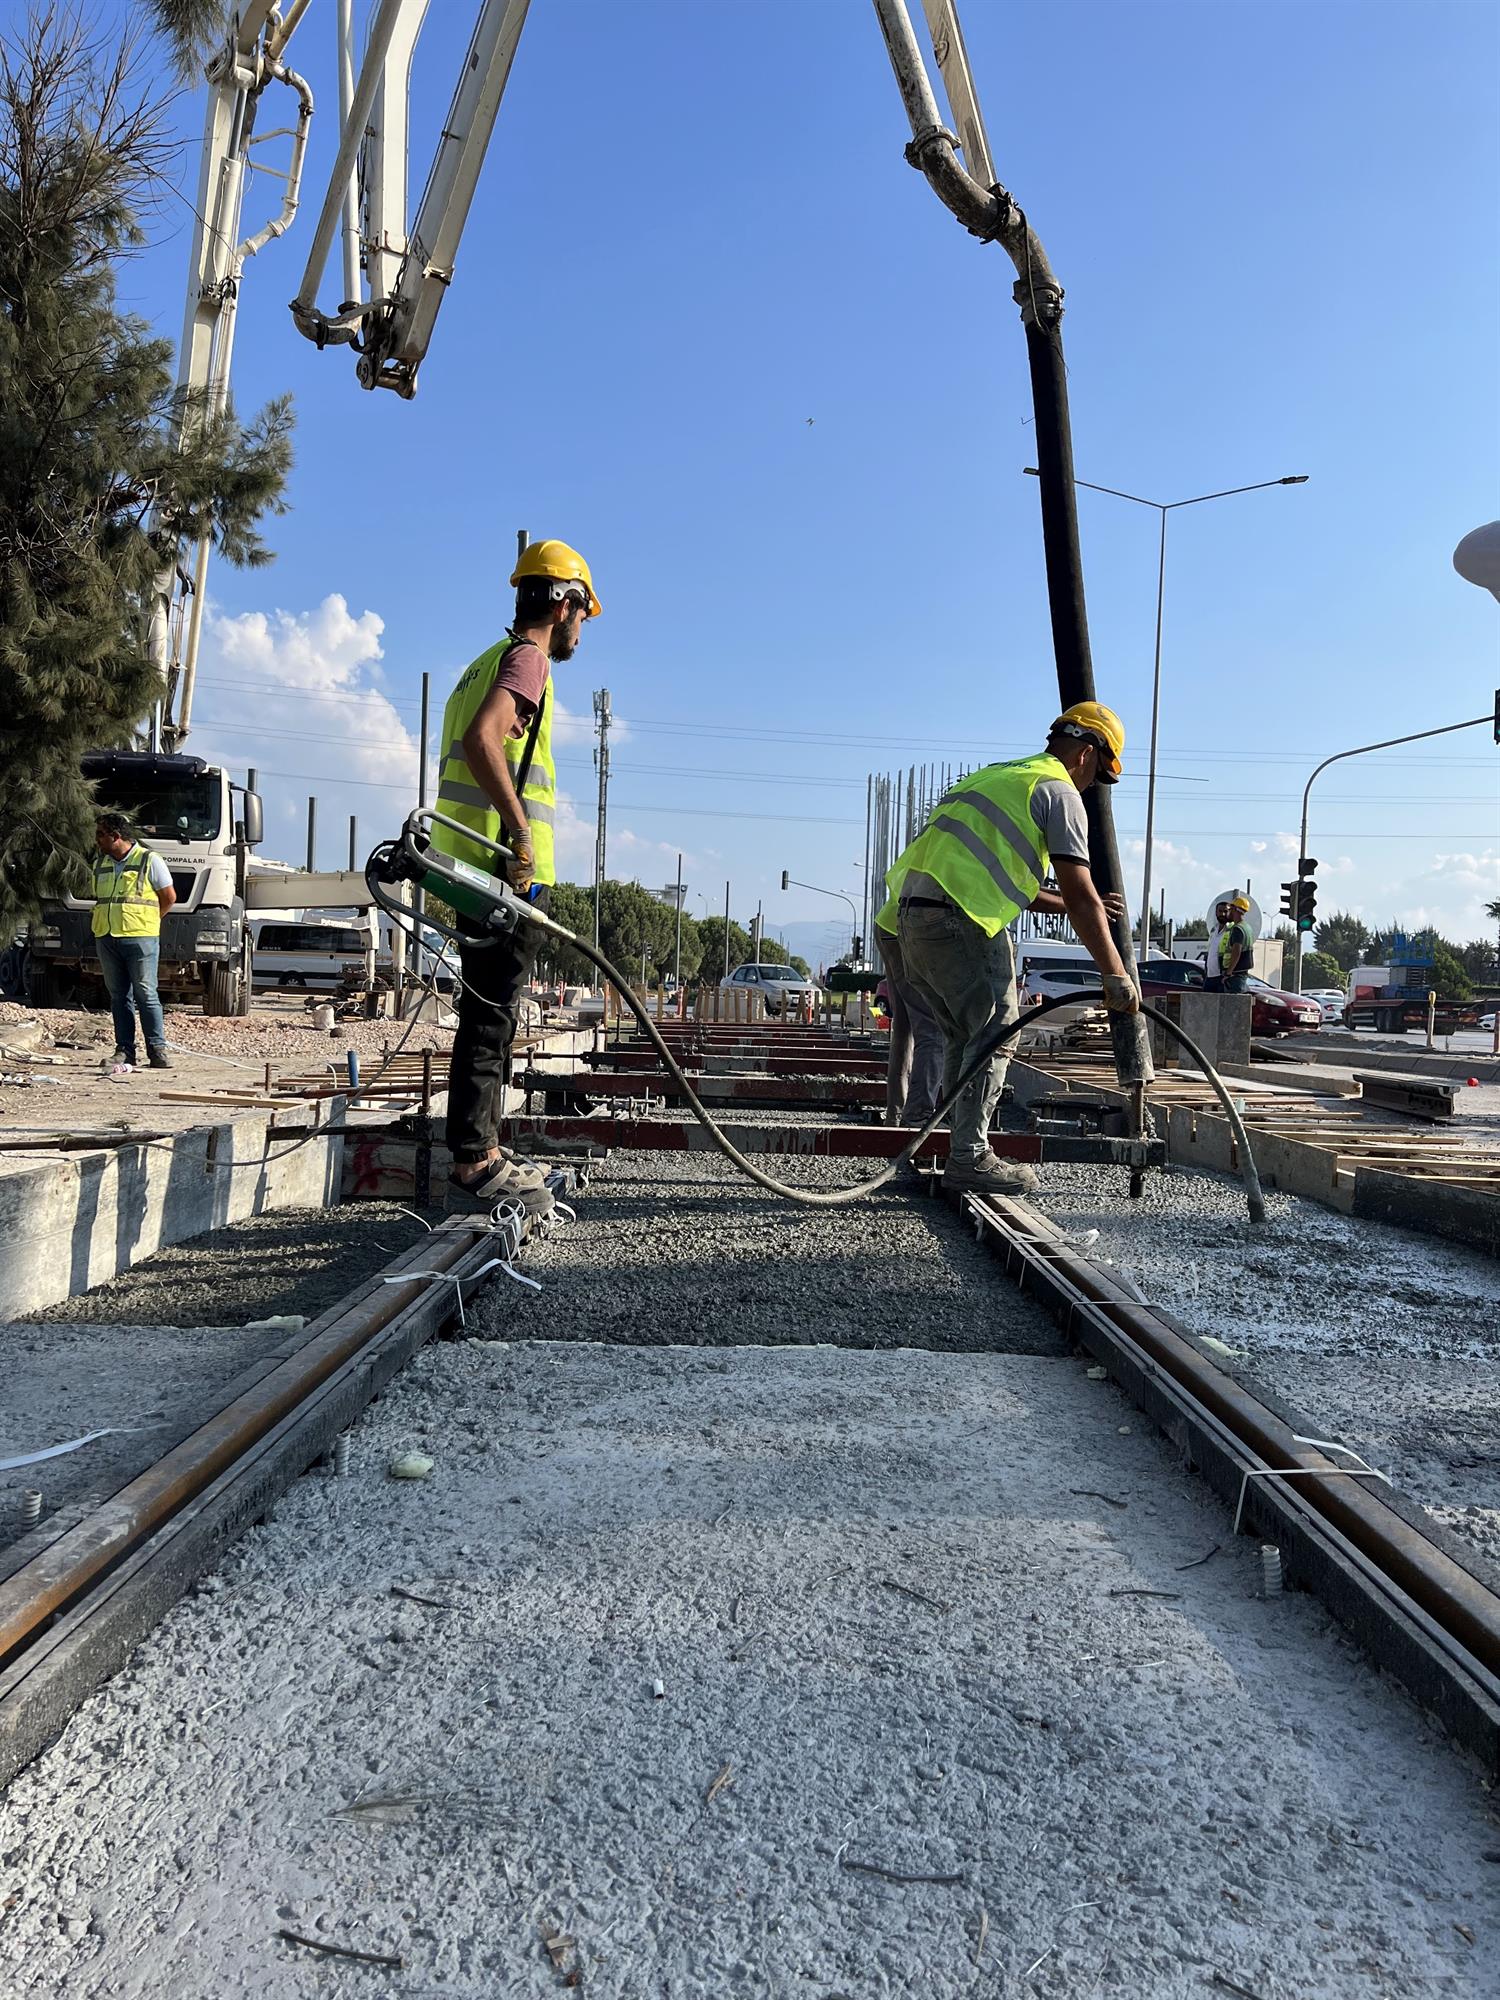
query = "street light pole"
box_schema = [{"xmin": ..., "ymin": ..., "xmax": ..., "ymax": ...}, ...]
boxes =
[
  {"xmin": 1293, "ymin": 709, "xmax": 1494, "ymax": 992},
  {"xmin": 781, "ymin": 871, "xmax": 860, "ymax": 960},
  {"xmin": 1025, "ymin": 468, "xmax": 1308, "ymax": 963}
]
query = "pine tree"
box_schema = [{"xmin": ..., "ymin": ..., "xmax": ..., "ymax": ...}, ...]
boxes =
[{"xmin": 0, "ymin": 14, "xmax": 292, "ymax": 937}]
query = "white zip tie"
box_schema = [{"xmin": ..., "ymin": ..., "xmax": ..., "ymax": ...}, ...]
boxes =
[{"xmin": 0, "ymin": 1426, "xmax": 154, "ymax": 1472}]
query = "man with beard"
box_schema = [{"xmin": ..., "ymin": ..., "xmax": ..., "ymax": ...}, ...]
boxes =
[{"xmin": 432, "ymin": 540, "xmax": 601, "ymax": 1209}]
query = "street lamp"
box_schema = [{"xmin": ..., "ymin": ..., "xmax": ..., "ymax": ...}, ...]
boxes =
[
  {"xmin": 1024, "ymin": 467, "xmax": 1308, "ymax": 963},
  {"xmin": 781, "ymin": 870, "xmax": 861, "ymax": 960}
]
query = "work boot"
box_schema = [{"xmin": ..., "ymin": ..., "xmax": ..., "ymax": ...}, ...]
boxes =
[
  {"xmin": 112, "ymin": 1047, "xmax": 134, "ymax": 1066},
  {"xmin": 942, "ymin": 1151, "xmax": 1040, "ymax": 1196},
  {"xmin": 448, "ymin": 1151, "xmax": 548, "ymax": 1201},
  {"xmin": 147, "ymin": 1046, "xmax": 172, "ymax": 1070}
]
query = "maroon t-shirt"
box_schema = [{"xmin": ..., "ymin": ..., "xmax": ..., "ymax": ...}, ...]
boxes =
[{"xmin": 492, "ymin": 637, "xmax": 549, "ymax": 738}]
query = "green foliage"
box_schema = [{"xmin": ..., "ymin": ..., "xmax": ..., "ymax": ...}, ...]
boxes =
[
  {"xmin": 789, "ymin": 954, "xmax": 811, "ymax": 977},
  {"xmin": 534, "ymin": 880, "xmax": 596, "ymax": 985},
  {"xmin": 140, "ymin": 1, "xmax": 222, "ymax": 78},
  {"xmin": 694, "ymin": 914, "xmax": 752, "ymax": 984},
  {"xmin": 0, "ymin": 16, "xmax": 293, "ymax": 938},
  {"xmin": 1427, "ymin": 939, "xmax": 1474, "ymax": 1003},
  {"xmin": 1174, "ymin": 917, "xmax": 1209, "ymax": 940},
  {"xmin": 1299, "ymin": 951, "xmax": 1345, "ymax": 991},
  {"xmin": 1456, "ymin": 936, "xmax": 1498, "ymax": 985},
  {"xmin": 1313, "ymin": 911, "xmax": 1370, "ymax": 973},
  {"xmin": 595, "ymin": 879, "xmax": 682, "ymax": 985}
]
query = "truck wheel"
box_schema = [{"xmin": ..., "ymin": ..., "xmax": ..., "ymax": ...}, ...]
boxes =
[
  {"xmin": 203, "ymin": 960, "xmax": 241, "ymax": 1016},
  {"xmin": 23, "ymin": 958, "xmax": 58, "ymax": 1009}
]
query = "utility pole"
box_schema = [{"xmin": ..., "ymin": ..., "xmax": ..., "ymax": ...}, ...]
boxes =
[
  {"xmin": 414, "ymin": 667, "xmax": 430, "ymax": 955},
  {"xmin": 723, "ymin": 880, "xmax": 731, "ymax": 979},
  {"xmin": 305, "ymin": 797, "xmax": 316, "ymax": 873},
  {"xmin": 862, "ymin": 774, "xmax": 873, "ymax": 962},
  {"xmin": 348, "ymin": 815, "xmax": 357, "ymax": 870},
  {"xmin": 673, "ymin": 851, "xmax": 684, "ymax": 987},
  {"xmin": 592, "ymin": 687, "xmax": 612, "ymax": 948}
]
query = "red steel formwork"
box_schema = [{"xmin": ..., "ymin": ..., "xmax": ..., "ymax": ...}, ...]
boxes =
[{"xmin": 520, "ymin": 1069, "xmax": 888, "ymax": 1109}]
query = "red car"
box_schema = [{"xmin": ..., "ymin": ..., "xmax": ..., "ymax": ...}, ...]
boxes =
[{"xmin": 1134, "ymin": 960, "xmax": 1321, "ymax": 1035}]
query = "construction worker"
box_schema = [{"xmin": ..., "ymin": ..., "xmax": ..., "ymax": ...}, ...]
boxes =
[
  {"xmin": 891, "ymin": 702, "xmax": 1138, "ymax": 1195},
  {"xmin": 1206, "ymin": 894, "xmax": 1254, "ymax": 993},
  {"xmin": 874, "ymin": 903, "xmax": 943, "ymax": 1127},
  {"xmin": 432, "ymin": 539, "xmax": 601, "ymax": 1208},
  {"xmin": 92, "ymin": 812, "xmax": 176, "ymax": 1074}
]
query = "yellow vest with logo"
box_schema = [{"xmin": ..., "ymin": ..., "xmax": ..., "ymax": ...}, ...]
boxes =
[
  {"xmin": 431, "ymin": 636, "xmax": 557, "ymax": 884},
  {"xmin": 91, "ymin": 844, "xmax": 162, "ymax": 938},
  {"xmin": 889, "ymin": 752, "xmax": 1071, "ymax": 938}
]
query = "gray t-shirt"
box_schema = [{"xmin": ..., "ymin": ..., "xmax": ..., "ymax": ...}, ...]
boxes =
[{"xmin": 1029, "ymin": 776, "xmax": 1089, "ymax": 865}]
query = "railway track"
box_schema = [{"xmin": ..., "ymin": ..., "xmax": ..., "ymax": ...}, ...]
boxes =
[{"xmin": 3, "ymin": 1010, "xmax": 1498, "ymax": 1994}]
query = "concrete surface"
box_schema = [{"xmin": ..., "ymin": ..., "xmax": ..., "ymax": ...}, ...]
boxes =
[{"xmin": 2, "ymin": 1336, "xmax": 1496, "ymax": 1998}]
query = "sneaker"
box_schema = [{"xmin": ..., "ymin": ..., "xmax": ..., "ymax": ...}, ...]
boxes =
[
  {"xmin": 147, "ymin": 1046, "xmax": 173, "ymax": 1070},
  {"xmin": 942, "ymin": 1152, "xmax": 1040, "ymax": 1196},
  {"xmin": 112, "ymin": 1047, "xmax": 134, "ymax": 1066},
  {"xmin": 448, "ymin": 1152, "xmax": 548, "ymax": 1201}
]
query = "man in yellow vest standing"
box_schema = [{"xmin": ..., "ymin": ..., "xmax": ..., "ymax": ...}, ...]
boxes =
[
  {"xmin": 892, "ymin": 702, "xmax": 1139, "ymax": 1196},
  {"xmin": 92, "ymin": 812, "xmax": 177, "ymax": 1074},
  {"xmin": 432, "ymin": 539, "xmax": 600, "ymax": 1208}
]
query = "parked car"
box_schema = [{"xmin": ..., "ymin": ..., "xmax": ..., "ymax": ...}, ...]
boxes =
[
  {"xmin": 1242, "ymin": 974, "xmax": 1323, "ymax": 1035},
  {"xmin": 1301, "ymin": 986, "xmax": 1346, "ymax": 1025},
  {"xmin": 1020, "ymin": 955, "xmax": 1206, "ymax": 1028},
  {"xmin": 719, "ymin": 961, "xmax": 823, "ymax": 1017}
]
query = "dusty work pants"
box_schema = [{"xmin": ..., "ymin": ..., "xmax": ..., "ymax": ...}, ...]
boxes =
[
  {"xmin": 896, "ymin": 901, "xmax": 1019, "ymax": 1165},
  {"xmin": 876, "ymin": 929, "xmax": 943, "ymax": 1126},
  {"xmin": 445, "ymin": 886, "xmax": 548, "ymax": 1164},
  {"xmin": 96, "ymin": 934, "xmax": 167, "ymax": 1061}
]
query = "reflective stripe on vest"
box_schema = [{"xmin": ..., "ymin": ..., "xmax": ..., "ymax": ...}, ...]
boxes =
[
  {"xmin": 91, "ymin": 844, "xmax": 161, "ymax": 938},
  {"xmin": 890, "ymin": 753, "xmax": 1068, "ymax": 938},
  {"xmin": 431, "ymin": 636, "xmax": 557, "ymax": 884}
]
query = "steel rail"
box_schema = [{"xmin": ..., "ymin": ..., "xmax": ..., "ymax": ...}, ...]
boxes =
[
  {"xmin": 964, "ymin": 1191, "xmax": 1500, "ymax": 1762},
  {"xmin": 0, "ymin": 1220, "xmax": 498, "ymax": 1674}
]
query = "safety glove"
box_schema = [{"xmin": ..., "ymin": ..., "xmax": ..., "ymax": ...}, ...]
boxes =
[{"xmin": 1101, "ymin": 971, "xmax": 1140, "ymax": 1014}]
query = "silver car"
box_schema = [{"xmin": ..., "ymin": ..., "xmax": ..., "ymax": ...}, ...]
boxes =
[{"xmin": 719, "ymin": 961, "xmax": 822, "ymax": 1017}]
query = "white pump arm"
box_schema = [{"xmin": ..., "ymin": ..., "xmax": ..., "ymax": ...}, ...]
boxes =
[{"xmin": 155, "ymin": 0, "xmax": 985, "ymax": 743}]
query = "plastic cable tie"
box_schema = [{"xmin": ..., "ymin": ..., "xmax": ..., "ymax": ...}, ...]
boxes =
[
  {"xmin": 0, "ymin": 1426, "xmax": 155, "ymax": 1472},
  {"xmin": 393, "ymin": 1207, "xmax": 434, "ymax": 1231},
  {"xmin": 551, "ymin": 1200, "xmax": 576, "ymax": 1223}
]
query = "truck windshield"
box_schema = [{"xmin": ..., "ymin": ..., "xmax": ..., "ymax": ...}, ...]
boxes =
[{"xmin": 98, "ymin": 775, "xmax": 221, "ymax": 842}]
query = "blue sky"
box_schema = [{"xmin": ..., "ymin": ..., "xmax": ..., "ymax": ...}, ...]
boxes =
[{"xmin": 119, "ymin": 0, "xmax": 1498, "ymax": 955}]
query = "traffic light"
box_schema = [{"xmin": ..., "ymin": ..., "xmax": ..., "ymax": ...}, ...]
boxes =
[
  {"xmin": 1279, "ymin": 880, "xmax": 1297, "ymax": 921},
  {"xmin": 780, "ymin": 870, "xmax": 789, "ymax": 891},
  {"xmin": 852, "ymin": 934, "xmax": 864, "ymax": 961},
  {"xmin": 1295, "ymin": 857, "xmax": 1318, "ymax": 934}
]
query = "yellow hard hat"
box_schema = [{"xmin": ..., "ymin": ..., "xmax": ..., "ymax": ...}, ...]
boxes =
[
  {"xmin": 510, "ymin": 539, "xmax": 601, "ymax": 618},
  {"xmin": 1053, "ymin": 700, "xmax": 1125, "ymax": 782},
  {"xmin": 1229, "ymin": 894, "xmax": 1251, "ymax": 913}
]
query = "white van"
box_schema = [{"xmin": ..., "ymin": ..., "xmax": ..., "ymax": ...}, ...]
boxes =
[{"xmin": 251, "ymin": 914, "xmax": 381, "ymax": 993}]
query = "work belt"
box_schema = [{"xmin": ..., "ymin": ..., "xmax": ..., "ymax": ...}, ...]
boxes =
[{"xmin": 901, "ymin": 895, "xmax": 955, "ymax": 910}]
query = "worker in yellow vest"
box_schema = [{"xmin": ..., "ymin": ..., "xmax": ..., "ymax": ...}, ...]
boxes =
[
  {"xmin": 92, "ymin": 812, "xmax": 177, "ymax": 1074},
  {"xmin": 432, "ymin": 539, "xmax": 600, "ymax": 1209},
  {"xmin": 891, "ymin": 702, "xmax": 1138, "ymax": 1196}
]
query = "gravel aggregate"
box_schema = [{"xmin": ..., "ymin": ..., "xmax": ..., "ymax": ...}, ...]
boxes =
[
  {"xmin": 1035, "ymin": 1161, "xmax": 1500, "ymax": 1569},
  {"xmin": 21, "ymin": 1202, "xmax": 433, "ymax": 1329},
  {"xmin": 3, "ymin": 1335, "xmax": 1496, "ymax": 1998},
  {"xmin": 487, "ymin": 1148, "xmax": 1066, "ymax": 1355}
]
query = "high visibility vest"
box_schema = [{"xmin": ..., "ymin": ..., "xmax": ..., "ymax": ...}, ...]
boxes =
[
  {"xmin": 890, "ymin": 752, "xmax": 1070, "ymax": 938},
  {"xmin": 1218, "ymin": 922, "xmax": 1251, "ymax": 971},
  {"xmin": 91, "ymin": 844, "xmax": 161, "ymax": 939},
  {"xmin": 431, "ymin": 635, "xmax": 557, "ymax": 885}
]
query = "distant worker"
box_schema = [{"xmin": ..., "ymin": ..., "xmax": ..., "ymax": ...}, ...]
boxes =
[
  {"xmin": 92, "ymin": 812, "xmax": 176, "ymax": 1074},
  {"xmin": 1206, "ymin": 894, "xmax": 1254, "ymax": 993},
  {"xmin": 433, "ymin": 539, "xmax": 601, "ymax": 1209},
  {"xmin": 891, "ymin": 703, "xmax": 1138, "ymax": 1196},
  {"xmin": 873, "ymin": 902, "xmax": 943, "ymax": 1128}
]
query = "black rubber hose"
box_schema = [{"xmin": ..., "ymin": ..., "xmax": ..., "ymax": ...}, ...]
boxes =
[{"xmin": 521, "ymin": 910, "xmax": 1267, "ymax": 1223}]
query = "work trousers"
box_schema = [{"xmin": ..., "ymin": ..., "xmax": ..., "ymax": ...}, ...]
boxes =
[
  {"xmin": 96, "ymin": 933, "xmax": 167, "ymax": 1060},
  {"xmin": 1204, "ymin": 971, "xmax": 1249, "ymax": 994},
  {"xmin": 445, "ymin": 886, "xmax": 549, "ymax": 1164},
  {"xmin": 896, "ymin": 901, "xmax": 1019, "ymax": 1165},
  {"xmin": 876, "ymin": 928, "xmax": 943, "ymax": 1127}
]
